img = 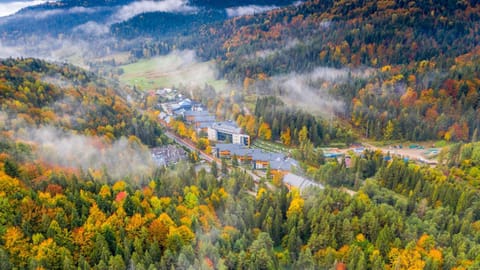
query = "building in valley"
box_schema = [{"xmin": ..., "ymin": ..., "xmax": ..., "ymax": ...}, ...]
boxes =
[
  {"xmin": 214, "ymin": 144, "xmax": 298, "ymax": 172},
  {"xmin": 208, "ymin": 121, "xmax": 250, "ymax": 146}
]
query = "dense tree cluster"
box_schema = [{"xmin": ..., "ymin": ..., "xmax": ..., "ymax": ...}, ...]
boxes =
[
  {"xmin": 0, "ymin": 58, "xmax": 479, "ymax": 268},
  {"xmin": 0, "ymin": 0, "xmax": 480, "ymax": 267},
  {"xmin": 180, "ymin": 0, "xmax": 480, "ymax": 82},
  {"xmin": 251, "ymin": 96, "xmax": 355, "ymax": 146},
  {"xmin": 1, "ymin": 130, "xmax": 480, "ymax": 268},
  {"xmin": 0, "ymin": 58, "xmax": 165, "ymax": 146},
  {"xmin": 128, "ymin": 0, "xmax": 480, "ymax": 142}
]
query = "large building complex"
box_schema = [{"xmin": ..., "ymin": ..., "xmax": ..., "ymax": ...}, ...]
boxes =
[
  {"xmin": 208, "ymin": 121, "xmax": 250, "ymax": 146},
  {"xmin": 214, "ymin": 144, "xmax": 298, "ymax": 171},
  {"xmin": 183, "ymin": 111, "xmax": 216, "ymax": 132}
]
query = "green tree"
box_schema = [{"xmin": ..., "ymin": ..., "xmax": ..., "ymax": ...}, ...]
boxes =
[
  {"xmin": 298, "ymin": 126, "xmax": 308, "ymax": 144},
  {"xmin": 0, "ymin": 248, "xmax": 12, "ymax": 270},
  {"xmin": 4, "ymin": 159, "xmax": 19, "ymax": 178},
  {"xmin": 123, "ymin": 195, "xmax": 135, "ymax": 216},
  {"xmin": 248, "ymin": 232, "xmax": 277, "ymax": 270},
  {"xmin": 232, "ymin": 154, "xmax": 239, "ymax": 167},
  {"xmin": 295, "ymin": 248, "xmax": 314, "ymax": 270},
  {"xmin": 384, "ymin": 120, "xmax": 395, "ymax": 140},
  {"xmin": 376, "ymin": 226, "xmax": 393, "ymax": 257},
  {"xmin": 211, "ymin": 162, "xmax": 218, "ymax": 178},
  {"xmin": 108, "ymin": 255, "xmax": 126, "ymax": 270},
  {"xmin": 221, "ymin": 159, "xmax": 228, "ymax": 175}
]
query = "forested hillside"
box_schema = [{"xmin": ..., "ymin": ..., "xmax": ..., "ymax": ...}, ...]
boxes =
[
  {"xmin": 0, "ymin": 59, "xmax": 479, "ymax": 269},
  {"xmin": 0, "ymin": 0, "xmax": 480, "ymax": 269},
  {"xmin": 166, "ymin": 0, "xmax": 479, "ymax": 79},
  {"xmin": 149, "ymin": 0, "xmax": 479, "ymax": 143},
  {"xmin": 0, "ymin": 0, "xmax": 296, "ymax": 41},
  {"xmin": 0, "ymin": 58, "xmax": 164, "ymax": 146},
  {"xmin": 1, "ymin": 127, "xmax": 480, "ymax": 269}
]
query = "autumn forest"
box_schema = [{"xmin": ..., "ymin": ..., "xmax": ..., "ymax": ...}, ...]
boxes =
[{"xmin": 1, "ymin": 0, "xmax": 480, "ymax": 269}]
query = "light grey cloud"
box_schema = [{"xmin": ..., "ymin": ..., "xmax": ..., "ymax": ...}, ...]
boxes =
[
  {"xmin": 242, "ymin": 39, "xmax": 300, "ymax": 60},
  {"xmin": 0, "ymin": 42, "xmax": 22, "ymax": 57},
  {"xmin": 74, "ymin": 21, "xmax": 110, "ymax": 36},
  {"xmin": 112, "ymin": 0, "xmax": 196, "ymax": 23},
  {"xmin": 2, "ymin": 0, "xmax": 196, "ymax": 24},
  {"xmin": 0, "ymin": 0, "xmax": 52, "ymax": 17},
  {"xmin": 0, "ymin": 34, "xmax": 122, "ymax": 68},
  {"xmin": 226, "ymin": 5, "xmax": 278, "ymax": 17},
  {"xmin": 268, "ymin": 67, "xmax": 371, "ymax": 118},
  {"xmin": 16, "ymin": 126, "xmax": 154, "ymax": 180},
  {"xmin": 294, "ymin": 1, "xmax": 304, "ymax": 6},
  {"xmin": 6, "ymin": 5, "xmax": 102, "ymax": 21}
]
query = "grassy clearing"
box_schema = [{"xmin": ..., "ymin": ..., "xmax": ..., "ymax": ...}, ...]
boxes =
[
  {"xmin": 118, "ymin": 54, "xmax": 228, "ymax": 91},
  {"xmin": 252, "ymin": 139, "xmax": 290, "ymax": 154}
]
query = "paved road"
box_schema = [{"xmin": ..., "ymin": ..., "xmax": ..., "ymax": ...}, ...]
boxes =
[
  {"xmin": 164, "ymin": 130, "xmax": 262, "ymax": 181},
  {"xmin": 164, "ymin": 130, "xmax": 215, "ymax": 163}
]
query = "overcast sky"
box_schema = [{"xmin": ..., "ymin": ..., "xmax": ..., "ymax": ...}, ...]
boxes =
[{"xmin": 0, "ymin": 0, "xmax": 52, "ymax": 17}]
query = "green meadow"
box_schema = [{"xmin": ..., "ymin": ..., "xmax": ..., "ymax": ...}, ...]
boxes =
[{"xmin": 118, "ymin": 54, "xmax": 228, "ymax": 91}]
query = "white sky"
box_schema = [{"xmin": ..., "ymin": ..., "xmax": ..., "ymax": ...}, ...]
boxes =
[{"xmin": 0, "ymin": 0, "xmax": 51, "ymax": 17}]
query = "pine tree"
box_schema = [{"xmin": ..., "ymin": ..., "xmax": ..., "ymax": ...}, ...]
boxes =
[
  {"xmin": 295, "ymin": 248, "xmax": 314, "ymax": 270},
  {"xmin": 221, "ymin": 159, "xmax": 228, "ymax": 175},
  {"xmin": 211, "ymin": 162, "xmax": 218, "ymax": 178},
  {"xmin": 4, "ymin": 159, "xmax": 19, "ymax": 178}
]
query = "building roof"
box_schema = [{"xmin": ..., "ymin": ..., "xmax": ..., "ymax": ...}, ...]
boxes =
[
  {"xmin": 192, "ymin": 116, "xmax": 216, "ymax": 123},
  {"xmin": 178, "ymin": 98, "xmax": 192, "ymax": 106},
  {"xmin": 198, "ymin": 122, "xmax": 214, "ymax": 129},
  {"xmin": 184, "ymin": 110, "xmax": 211, "ymax": 117},
  {"xmin": 171, "ymin": 99, "xmax": 193, "ymax": 111},
  {"xmin": 215, "ymin": 144, "xmax": 300, "ymax": 171},
  {"xmin": 270, "ymin": 158, "xmax": 299, "ymax": 171},
  {"xmin": 283, "ymin": 173, "xmax": 324, "ymax": 190},
  {"xmin": 173, "ymin": 108, "xmax": 186, "ymax": 115},
  {"xmin": 251, "ymin": 151, "xmax": 285, "ymax": 162},
  {"xmin": 215, "ymin": 143, "xmax": 246, "ymax": 152},
  {"xmin": 211, "ymin": 121, "xmax": 242, "ymax": 134}
]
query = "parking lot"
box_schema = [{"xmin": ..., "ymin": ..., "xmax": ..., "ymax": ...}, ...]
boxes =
[{"xmin": 151, "ymin": 145, "xmax": 187, "ymax": 166}]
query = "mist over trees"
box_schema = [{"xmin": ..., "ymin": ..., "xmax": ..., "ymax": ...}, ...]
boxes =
[
  {"xmin": 0, "ymin": 0, "xmax": 480, "ymax": 268},
  {"xmin": 2, "ymin": 128, "xmax": 480, "ymax": 268}
]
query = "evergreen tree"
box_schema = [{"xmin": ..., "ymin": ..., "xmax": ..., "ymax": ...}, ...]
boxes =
[
  {"xmin": 123, "ymin": 194, "xmax": 135, "ymax": 216},
  {"xmin": 221, "ymin": 158, "xmax": 228, "ymax": 175},
  {"xmin": 295, "ymin": 248, "xmax": 314, "ymax": 270},
  {"xmin": 4, "ymin": 159, "xmax": 19, "ymax": 178},
  {"xmin": 211, "ymin": 162, "xmax": 218, "ymax": 178}
]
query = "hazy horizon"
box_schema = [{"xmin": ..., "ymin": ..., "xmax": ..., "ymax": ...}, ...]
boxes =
[{"xmin": 0, "ymin": 0, "xmax": 55, "ymax": 17}]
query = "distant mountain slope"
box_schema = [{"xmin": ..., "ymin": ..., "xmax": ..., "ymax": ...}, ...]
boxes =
[
  {"xmin": 0, "ymin": 0, "xmax": 297, "ymax": 41},
  {"xmin": 129, "ymin": 0, "xmax": 478, "ymax": 143},
  {"xmin": 2, "ymin": 0, "xmax": 479, "ymax": 144},
  {"xmin": 168, "ymin": 0, "xmax": 480, "ymax": 81},
  {"xmin": 189, "ymin": 0, "xmax": 293, "ymax": 8}
]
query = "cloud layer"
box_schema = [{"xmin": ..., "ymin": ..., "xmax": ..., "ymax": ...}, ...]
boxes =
[
  {"xmin": 16, "ymin": 126, "xmax": 154, "ymax": 180},
  {"xmin": 112, "ymin": 0, "xmax": 196, "ymax": 23},
  {"xmin": 0, "ymin": 0, "xmax": 51, "ymax": 17},
  {"xmin": 226, "ymin": 5, "xmax": 278, "ymax": 17},
  {"xmin": 265, "ymin": 67, "xmax": 373, "ymax": 118},
  {"xmin": 275, "ymin": 68, "xmax": 346, "ymax": 118}
]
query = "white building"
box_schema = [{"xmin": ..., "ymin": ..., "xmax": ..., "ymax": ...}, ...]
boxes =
[{"xmin": 208, "ymin": 121, "xmax": 250, "ymax": 146}]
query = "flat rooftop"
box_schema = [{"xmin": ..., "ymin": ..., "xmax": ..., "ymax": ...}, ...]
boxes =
[
  {"xmin": 283, "ymin": 173, "xmax": 324, "ymax": 190},
  {"xmin": 211, "ymin": 121, "xmax": 242, "ymax": 134}
]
